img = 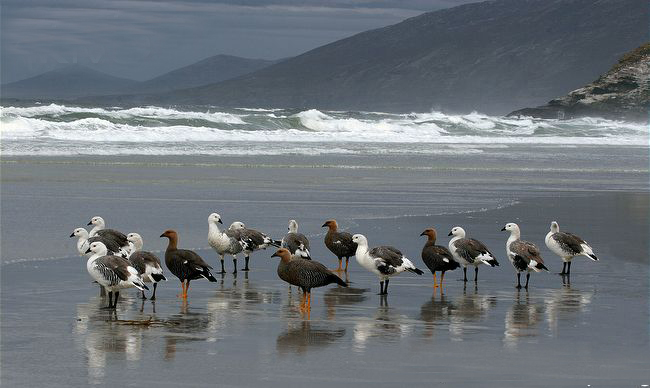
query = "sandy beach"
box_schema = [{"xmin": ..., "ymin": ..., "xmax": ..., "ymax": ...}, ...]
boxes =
[{"xmin": 1, "ymin": 148, "xmax": 648, "ymax": 387}]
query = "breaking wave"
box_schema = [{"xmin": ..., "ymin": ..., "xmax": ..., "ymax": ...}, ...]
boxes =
[{"xmin": 1, "ymin": 104, "xmax": 646, "ymax": 156}]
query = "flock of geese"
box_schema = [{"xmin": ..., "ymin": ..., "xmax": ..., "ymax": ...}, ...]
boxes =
[{"xmin": 71, "ymin": 215, "xmax": 598, "ymax": 311}]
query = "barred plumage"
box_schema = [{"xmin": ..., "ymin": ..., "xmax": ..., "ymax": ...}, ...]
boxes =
[
  {"xmin": 322, "ymin": 219, "xmax": 357, "ymax": 271},
  {"xmin": 273, "ymin": 248, "xmax": 347, "ymax": 311}
]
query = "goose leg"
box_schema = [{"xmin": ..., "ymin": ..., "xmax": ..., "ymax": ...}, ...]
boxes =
[
  {"xmin": 243, "ymin": 256, "xmax": 250, "ymax": 271},
  {"xmin": 440, "ymin": 271, "xmax": 446, "ymax": 290},
  {"xmin": 433, "ymin": 272, "xmax": 437, "ymax": 288},
  {"xmin": 178, "ymin": 281, "xmax": 185, "ymax": 297},
  {"xmin": 103, "ymin": 291, "xmax": 113, "ymax": 309},
  {"xmin": 113, "ymin": 291, "xmax": 120, "ymax": 308},
  {"xmin": 567, "ymin": 262, "xmax": 572, "ymax": 275},
  {"xmin": 379, "ymin": 281, "xmax": 385, "ymax": 295},
  {"xmin": 344, "ymin": 257, "xmax": 349, "ymax": 272},
  {"xmin": 516, "ymin": 273, "xmax": 522, "ymax": 289},
  {"xmin": 524, "ymin": 273, "xmax": 530, "ymax": 289},
  {"xmin": 219, "ymin": 258, "xmax": 226, "ymax": 274},
  {"xmin": 141, "ymin": 290, "xmax": 147, "ymax": 300},
  {"xmin": 560, "ymin": 262, "xmax": 567, "ymax": 275},
  {"xmin": 151, "ymin": 283, "xmax": 157, "ymax": 300},
  {"xmin": 185, "ymin": 280, "xmax": 191, "ymax": 298},
  {"xmin": 337, "ymin": 258, "xmax": 342, "ymax": 271},
  {"xmin": 384, "ymin": 279, "xmax": 390, "ymax": 295},
  {"xmin": 463, "ymin": 267, "xmax": 468, "ymax": 282},
  {"xmin": 474, "ymin": 267, "xmax": 479, "ymax": 282},
  {"xmin": 232, "ymin": 258, "xmax": 237, "ymax": 274}
]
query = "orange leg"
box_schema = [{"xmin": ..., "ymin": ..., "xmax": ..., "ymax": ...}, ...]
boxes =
[
  {"xmin": 433, "ymin": 272, "xmax": 438, "ymax": 288},
  {"xmin": 299, "ymin": 290, "xmax": 306, "ymax": 310},
  {"xmin": 336, "ymin": 258, "xmax": 342, "ymax": 271},
  {"xmin": 440, "ymin": 272, "xmax": 445, "ymax": 290},
  {"xmin": 306, "ymin": 292, "xmax": 312, "ymax": 310},
  {"xmin": 178, "ymin": 281, "xmax": 185, "ymax": 297},
  {"xmin": 344, "ymin": 258, "xmax": 349, "ymax": 272},
  {"xmin": 184, "ymin": 280, "xmax": 191, "ymax": 299}
]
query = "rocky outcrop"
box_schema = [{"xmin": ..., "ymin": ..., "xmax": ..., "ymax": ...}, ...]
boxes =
[{"xmin": 509, "ymin": 43, "xmax": 650, "ymax": 121}]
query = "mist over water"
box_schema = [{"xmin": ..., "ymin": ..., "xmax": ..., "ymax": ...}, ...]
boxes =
[{"xmin": 1, "ymin": 104, "xmax": 647, "ymax": 156}]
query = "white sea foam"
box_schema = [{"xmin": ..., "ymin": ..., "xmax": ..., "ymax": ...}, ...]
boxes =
[{"xmin": 1, "ymin": 104, "xmax": 647, "ymax": 156}]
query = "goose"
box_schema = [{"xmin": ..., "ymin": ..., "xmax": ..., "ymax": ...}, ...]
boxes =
[
  {"xmin": 126, "ymin": 233, "xmax": 167, "ymax": 299},
  {"xmin": 85, "ymin": 241, "xmax": 148, "ymax": 309},
  {"xmin": 161, "ymin": 229, "xmax": 217, "ymax": 298},
  {"xmin": 352, "ymin": 234, "xmax": 423, "ymax": 295},
  {"xmin": 207, "ymin": 213, "xmax": 245, "ymax": 274},
  {"xmin": 281, "ymin": 219, "xmax": 311, "ymax": 260},
  {"xmin": 448, "ymin": 226, "xmax": 499, "ymax": 282},
  {"xmin": 87, "ymin": 216, "xmax": 129, "ymax": 255},
  {"xmin": 502, "ymin": 223, "xmax": 549, "ymax": 289},
  {"xmin": 228, "ymin": 221, "xmax": 281, "ymax": 272},
  {"xmin": 545, "ymin": 221, "xmax": 598, "ymax": 275},
  {"xmin": 70, "ymin": 227, "xmax": 125, "ymax": 257},
  {"xmin": 322, "ymin": 219, "xmax": 357, "ymax": 271},
  {"xmin": 420, "ymin": 228, "xmax": 459, "ymax": 289},
  {"xmin": 271, "ymin": 248, "xmax": 347, "ymax": 311}
]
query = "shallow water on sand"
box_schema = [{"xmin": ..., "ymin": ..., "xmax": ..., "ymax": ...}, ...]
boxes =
[{"xmin": 1, "ymin": 151, "xmax": 648, "ymax": 387}]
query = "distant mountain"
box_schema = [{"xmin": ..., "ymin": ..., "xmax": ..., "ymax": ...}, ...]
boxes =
[
  {"xmin": 509, "ymin": 43, "xmax": 650, "ymax": 121},
  {"xmin": 126, "ymin": 54, "xmax": 278, "ymax": 94},
  {"xmin": 1, "ymin": 65, "xmax": 137, "ymax": 99},
  {"xmin": 119, "ymin": 0, "xmax": 646, "ymax": 114}
]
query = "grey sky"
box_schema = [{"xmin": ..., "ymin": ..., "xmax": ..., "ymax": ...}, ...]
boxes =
[{"xmin": 1, "ymin": 0, "xmax": 477, "ymax": 82}]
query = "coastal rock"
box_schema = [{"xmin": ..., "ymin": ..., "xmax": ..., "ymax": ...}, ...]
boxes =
[{"xmin": 509, "ymin": 43, "xmax": 650, "ymax": 121}]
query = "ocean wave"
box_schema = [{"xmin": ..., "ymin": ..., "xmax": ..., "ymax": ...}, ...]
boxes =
[{"xmin": 1, "ymin": 104, "xmax": 647, "ymax": 156}]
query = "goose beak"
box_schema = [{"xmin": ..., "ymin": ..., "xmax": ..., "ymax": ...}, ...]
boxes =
[
  {"xmin": 218, "ymin": 219, "xmax": 223, "ymax": 224},
  {"xmin": 420, "ymin": 231, "xmax": 427, "ymax": 236},
  {"xmin": 271, "ymin": 252, "xmax": 279, "ymax": 258},
  {"xmin": 447, "ymin": 231, "xmax": 453, "ymax": 236},
  {"xmin": 69, "ymin": 233, "xmax": 75, "ymax": 238},
  {"xmin": 87, "ymin": 221, "xmax": 92, "ymax": 226},
  {"xmin": 501, "ymin": 227, "xmax": 506, "ymax": 231},
  {"xmin": 159, "ymin": 233, "xmax": 165, "ymax": 238},
  {"xmin": 321, "ymin": 222, "xmax": 328, "ymax": 227},
  {"xmin": 85, "ymin": 248, "xmax": 91, "ymax": 254}
]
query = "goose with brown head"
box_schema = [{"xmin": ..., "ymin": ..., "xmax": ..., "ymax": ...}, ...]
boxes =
[
  {"xmin": 420, "ymin": 227, "xmax": 459, "ymax": 289},
  {"xmin": 322, "ymin": 219, "xmax": 357, "ymax": 271},
  {"xmin": 271, "ymin": 248, "xmax": 347, "ymax": 311},
  {"xmin": 161, "ymin": 229, "xmax": 217, "ymax": 298}
]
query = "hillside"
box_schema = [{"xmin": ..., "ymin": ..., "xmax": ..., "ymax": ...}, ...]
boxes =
[
  {"xmin": 141, "ymin": 0, "xmax": 649, "ymax": 114},
  {"xmin": 509, "ymin": 43, "xmax": 650, "ymax": 121},
  {"xmin": 126, "ymin": 54, "xmax": 278, "ymax": 94},
  {"xmin": 1, "ymin": 65, "xmax": 137, "ymax": 99}
]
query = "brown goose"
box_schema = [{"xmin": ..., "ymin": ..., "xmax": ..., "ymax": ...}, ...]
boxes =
[
  {"xmin": 271, "ymin": 248, "xmax": 347, "ymax": 311},
  {"xmin": 160, "ymin": 229, "xmax": 217, "ymax": 298},
  {"xmin": 322, "ymin": 219, "xmax": 357, "ymax": 271},
  {"xmin": 420, "ymin": 228, "xmax": 460, "ymax": 289}
]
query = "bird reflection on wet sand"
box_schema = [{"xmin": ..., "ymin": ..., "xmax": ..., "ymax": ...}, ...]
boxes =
[
  {"xmin": 545, "ymin": 285, "xmax": 593, "ymax": 335},
  {"xmin": 419, "ymin": 292, "xmax": 455, "ymax": 338},
  {"xmin": 448, "ymin": 286, "xmax": 497, "ymax": 340},
  {"xmin": 353, "ymin": 297, "xmax": 414, "ymax": 350},
  {"xmin": 503, "ymin": 290, "xmax": 544, "ymax": 348},
  {"xmin": 276, "ymin": 321, "xmax": 346, "ymax": 355}
]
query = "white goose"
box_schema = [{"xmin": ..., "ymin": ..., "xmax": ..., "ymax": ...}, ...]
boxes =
[
  {"xmin": 448, "ymin": 226, "xmax": 499, "ymax": 282},
  {"xmin": 352, "ymin": 234, "xmax": 423, "ymax": 295},
  {"xmin": 126, "ymin": 233, "xmax": 167, "ymax": 300},
  {"xmin": 502, "ymin": 223, "xmax": 548, "ymax": 289},
  {"xmin": 207, "ymin": 213, "xmax": 245, "ymax": 274},
  {"xmin": 85, "ymin": 241, "xmax": 148, "ymax": 309},
  {"xmin": 545, "ymin": 221, "xmax": 598, "ymax": 275}
]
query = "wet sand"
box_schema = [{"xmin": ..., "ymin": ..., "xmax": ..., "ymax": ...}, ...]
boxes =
[{"xmin": 1, "ymin": 151, "xmax": 649, "ymax": 387}]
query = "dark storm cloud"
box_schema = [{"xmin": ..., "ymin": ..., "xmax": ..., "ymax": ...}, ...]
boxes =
[{"xmin": 1, "ymin": 0, "xmax": 477, "ymax": 82}]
